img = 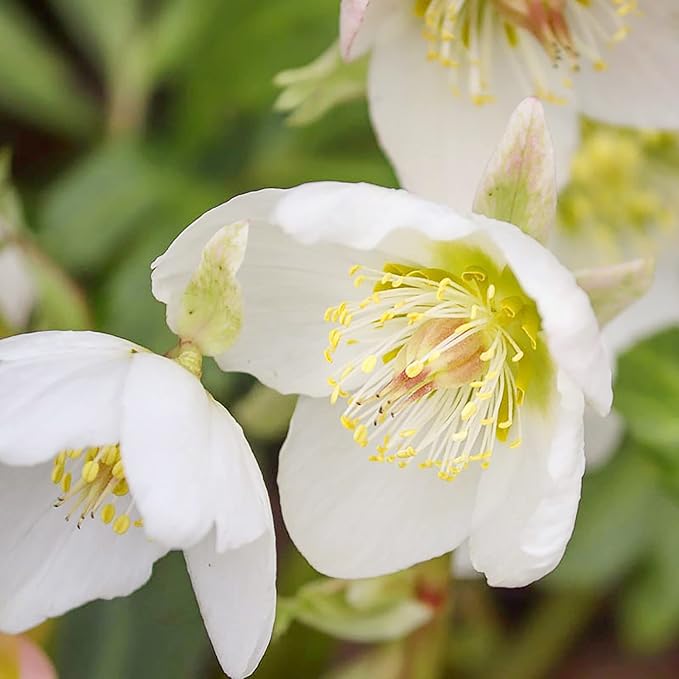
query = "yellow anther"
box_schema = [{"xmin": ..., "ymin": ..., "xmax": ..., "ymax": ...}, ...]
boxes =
[
  {"xmin": 113, "ymin": 479, "xmax": 129, "ymax": 496},
  {"xmin": 594, "ymin": 60, "xmax": 608, "ymax": 72},
  {"xmin": 113, "ymin": 515, "xmax": 131, "ymax": 535},
  {"xmin": 341, "ymin": 415, "xmax": 357, "ymax": 431},
  {"xmin": 452, "ymin": 430, "xmax": 468, "ymax": 441},
  {"xmin": 478, "ymin": 390, "xmax": 493, "ymax": 401},
  {"xmin": 400, "ymin": 429, "xmax": 417, "ymax": 438},
  {"xmin": 330, "ymin": 384, "xmax": 341, "ymax": 405},
  {"xmin": 51, "ymin": 464, "xmax": 64, "ymax": 484},
  {"xmin": 55, "ymin": 451, "xmax": 66, "ymax": 466},
  {"xmin": 405, "ymin": 361, "xmax": 424, "ymax": 378},
  {"xmin": 509, "ymin": 438, "xmax": 522, "ymax": 449},
  {"xmin": 112, "ymin": 460, "xmax": 125, "ymax": 480},
  {"xmin": 348, "ymin": 264, "xmax": 361, "ymax": 276},
  {"xmin": 386, "ymin": 455, "xmax": 396, "ymax": 463},
  {"xmin": 486, "ymin": 284, "xmax": 496, "ymax": 301},
  {"xmin": 353, "ymin": 275, "xmax": 366, "ymax": 288},
  {"xmin": 461, "ymin": 402, "xmax": 478, "ymax": 421},
  {"xmin": 498, "ymin": 418, "xmax": 513, "ymax": 430},
  {"xmin": 340, "ymin": 365, "xmax": 354, "ymax": 380},
  {"xmin": 61, "ymin": 473, "xmax": 72, "ymax": 493},
  {"xmin": 324, "ymin": 306, "xmax": 335, "ymax": 322},
  {"xmin": 101, "ymin": 504, "xmax": 116, "ymax": 524},
  {"xmin": 85, "ymin": 447, "xmax": 99, "ymax": 462},
  {"xmin": 480, "ymin": 461, "xmax": 491, "ymax": 470},
  {"xmin": 480, "ymin": 346, "xmax": 495, "ymax": 361},
  {"xmin": 101, "ymin": 445, "xmax": 119, "ymax": 465},
  {"xmin": 324, "ymin": 348, "xmax": 334, "ymax": 363},
  {"xmin": 133, "ymin": 519, "xmax": 144, "ymax": 528},
  {"xmin": 82, "ymin": 461, "xmax": 100, "ymax": 483},
  {"xmin": 368, "ymin": 455, "xmax": 385, "ymax": 463},
  {"xmin": 419, "ymin": 460, "xmax": 433, "ymax": 469},
  {"xmin": 353, "ymin": 425, "xmax": 368, "ymax": 447},
  {"xmin": 361, "ymin": 355, "xmax": 378, "ymax": 373},
  {"xmin": 68, "ymin": 448, "xmax": 83, "ymax": 459}
]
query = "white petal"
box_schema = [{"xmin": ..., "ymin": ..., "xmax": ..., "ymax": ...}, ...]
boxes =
[
  {"xmin": 476, "ymin": 215, "xmax": 612, "ymax": 415},
  {"xmin": 278, "ymin": 396, "xmax": 481, "ymax": 579},
  {"xmin": 367, "ymin": 14, "xmax": 579, "ymax": 209},
  {"xmin": 340, "ymin": 0, "xmax": 397, "ymax": 61},
  {"xmin": 451, "ymin": 541, "xmax": 480, "ymax": 580},
  {"xmin": 583, "ymin": 407, "xmax": 623, "ymax": 470},
  {"xmin": 185, "ymin": 526, "xmax": 276, "ymax": 679},
  {"xmin": 575, "ymin": 1, "xmax": 679, "ymax": 129},
  {"xmin": 469, "ymin": 373, "xmax": 585, "ymax": 587},
  {"xmin": 120, "ymin": 353, "xmax": 215, "ymax": 549},
  {"xmin": 0, "ymin": 332, "xmax": 136, "ymax": 466},
  {"xmin": 601, "ymin": 251, "xmax": 679, "ymax": 357},
  {"xmin": 151, "ymin": 189, "xmax": 284, "ymax": 315},
  {"xmin": 0, "ymin": 462, "xmax": 166, "ymax": 633},
  {"xmin": 204, "ymin": 399, "xmax": 271, "ymax": 553},
  {"xmin": 0, "ymin": 244, "xmax": 35, "ymax": 328}
]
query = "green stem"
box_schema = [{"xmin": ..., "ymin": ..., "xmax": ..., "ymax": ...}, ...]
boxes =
[{"xmin": 489, "ymin": 590, "xmax": 599, "ymax": 679}]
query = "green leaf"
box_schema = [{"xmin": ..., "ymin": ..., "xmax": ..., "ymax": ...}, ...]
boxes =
[
  {"xmin": 615, "ymin": 328, "xmax": 679, "ymax": 450},
  {"xmin": 619, "ymin": 496, "xmax": 679, "ymax": 652},
  {"xmin": 37, "ymin": 143, "xmax": 169, "ymax": 273},
  {"xmin": 0, "ymin": 2, "xmax": 96, "ymax": 135},
  {"xmin": 547, "ymin": 441, "xmax": 656, "ymax": 588},
  {"xmin": 51, "ymin": 552, "xmax": 211, "ymax": 679}
]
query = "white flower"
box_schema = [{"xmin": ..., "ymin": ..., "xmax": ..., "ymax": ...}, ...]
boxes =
[
  {"xmin": 0, "ymin": 230, "xmax": 34, "ymax": 331},
  {"xmin": 0, "ymin": 244, "xmax": 277, "ymax": 679},
  {"xmin": 337, "ymin": 0, "xmax": 679, "ymax": 207},
  {"xmin": 151, "ymin": 174, "xmax": 612, "ymax": 587}
]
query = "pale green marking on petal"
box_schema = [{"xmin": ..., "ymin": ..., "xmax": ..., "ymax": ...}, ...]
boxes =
[
  {"xmin": 174, "ymin": 220, "xmax": 247, "ymax": 356},
  {"xmin": 473, "ymin": 98, "xmax": 556, "ymax": 245},
  {"xmin": 575, "ymin": 257, "xmax": 655, "ymax": 327}
]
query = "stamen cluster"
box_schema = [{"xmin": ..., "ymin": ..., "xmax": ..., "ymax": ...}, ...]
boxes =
[
  {"xmin": 324, "ymin": 261, "xmax": 546, "ymax": 481},
  {"xmin": 416, "ymin": 0, "xmax": 637, "ymax": 105},
  {"xmin": 51, "ymin": 444, "xmax": 141, "ymax": 535}
]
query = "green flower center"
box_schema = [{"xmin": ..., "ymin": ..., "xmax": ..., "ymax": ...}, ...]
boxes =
[{"xmin": 324, "ymin": 250, "xmax": 552, "ymax": 481}]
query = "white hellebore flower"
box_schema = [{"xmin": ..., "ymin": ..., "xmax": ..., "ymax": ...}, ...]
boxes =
[
  {"xmin": 0, "ymin": 224, "xmax": 276, "ymax": 679},
  {"xmin": 151, "ymin": 102, "xmax": 619, "ymax": 587},
  {"xmin": 338, "ymin": 0, "xmax": 679, "ymax": 207}
]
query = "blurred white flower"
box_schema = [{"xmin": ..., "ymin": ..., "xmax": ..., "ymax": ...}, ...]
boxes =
[
  {"xmin": 0, "ymin": 227, "xmax": 35, "ymax": 331},
  {"xmin": 337, "ymin": 0, "xmax": 679, "ymax": 207},
  {"xmin": 0, "ymin": 217, "xmax": 277, "ymax": 679},
  {"xmin": 151, "ymin": 104, "xmax": 618, "ymax": 587}
]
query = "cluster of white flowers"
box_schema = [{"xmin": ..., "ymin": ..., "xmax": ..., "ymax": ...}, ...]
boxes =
[{"xmin": 1, "ymin": 2, "xmax": 678, "ymax": 677}]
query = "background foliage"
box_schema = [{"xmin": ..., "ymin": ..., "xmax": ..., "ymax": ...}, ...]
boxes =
[{"xmin": 2, "ymin": 1, "xmax": 679, "ymax": 677}]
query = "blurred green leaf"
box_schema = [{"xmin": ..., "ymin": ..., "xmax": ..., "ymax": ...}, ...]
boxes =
[
  {"xmin": 280, "ymin": 575, "xmax": 432, "ymax": 644},
  {"xmin": 233, "ymin": 384, "xmax": 297, "ymax": 442},
  {"xmin": 38, "ymin": 143, "xmax": 168, "ymax": 273},
  {"xmin": 615, "ymin": 328, "xmax": 679, "ymax": 450},
  {"xmin": 322, "ymin": 644, "xmax": 404, "ymax": 679},
  {"xmin": 0, "ymin": 2, "xmax": 96, "ymax": 135},
  {"xmin": 52, "ymin": 552, "xmax": 211, "ymax": 679},
  {"xmin": 547, "ymin": 441, "xmax": 656, "ymax": 587},
  {"xmin": 619, "ymin": 496, "xmax": 679, "ymax": 653}
]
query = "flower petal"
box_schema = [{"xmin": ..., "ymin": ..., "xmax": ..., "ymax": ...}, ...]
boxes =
[
  {"xmin": 120, "ymin": 353, "xmax": 215, "ymax": 549},
  {"xmin": 584, "ymin": 407, "xmax": 623, "ymax": 469},
  {"xmin": 469, "ymin": 373, "xmax": 585, "ymax": 587},
  {"xmin": 0, "ymin": 244, "xmax": 35, "ymax": 328},
  {"xmin": 575, "ymin": 1, "xmax": 679, "ymax": 129},
  {"xmin": 0, "ymin": 332, "xmax": 136, "ymax": 466},
  {"xmin": 600, "ymin": 251, "xmax": 679, "ymax": 357},
  {"xmin": 204, "ymin": 399, "xmax": 272, "ymax": 553},
  {"xmin": 340, "ymin": 0, "xmax": 395, "ymax": 61},
  {"xmin": 185, "ymin": 526, "xmax": 276, "ymax": 679},
  {"xmin": 278, "ymin": 396, "xmax": 481, "ymax": 579},
  {"xmin": 475, "ymin": 215, "xmax": 612, "ymax": 415},
  {"xmin": 0, "ymin": 462, "xmax": 166, "ymax": 633},
  {"xmin": 367, "ymin": 14, "xmax": 578, "ymax": 208}
]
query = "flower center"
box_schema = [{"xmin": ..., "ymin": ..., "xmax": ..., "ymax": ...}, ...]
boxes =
[
  {"xmin": 415, "ymin": 0, "xmax": 637, "ymax": 104},
  {"xmin": 324, "ymin": 257, "xmax": 551, "ymax": 480},
  {"xmin": 51, "ymin": 444, "xmax": 141, "ymax": 535}
]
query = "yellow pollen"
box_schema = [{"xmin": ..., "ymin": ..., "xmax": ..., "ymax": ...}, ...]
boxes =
[
  {"xmin": 361, "ymin": 355, "xmax": 378, "ymax": 373},
  {"xmin": 50, "ymin": 443, "xmax": 140, "ymax": 537},
  {"xmin": 405, "ymin": 361, "xmax": 425, "ymax": 378},
  {"xmin": 461, "ymin": 402, "xmax": 478, "ymax": 421},
  {"xmin": 113, "ymin": 515, "xmax": 131, "ymax": 535}
]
